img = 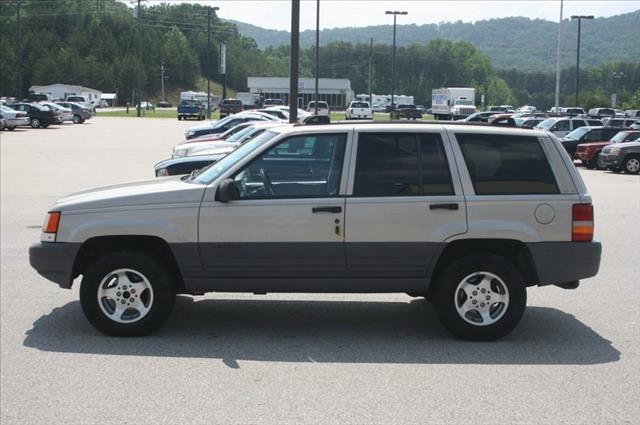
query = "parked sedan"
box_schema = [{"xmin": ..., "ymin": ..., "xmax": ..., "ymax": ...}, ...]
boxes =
[
  {"xmin": 56, "ymin": 101, "xmax": 92, "ymax": 123},
  {"xmin": 41, "ymin": 102, "xmax": 73, "ymax": 123},
  {"xmin": 175, "ymin": 123, "xmax": 280, "ymax": 158},
  {"xmin": 181, "ymin": 121, "xmax": 257, "ymax": 145},
  {"xmin": 155, "ymin": 153, "xmax": 226, "ymax": 177},
  {"xmin": 185, "ymin": 112, "xmax": 279, "ymax": 140},
  {"xmin": 0, "ymin": 104, "xmax": 30, "ymax": 130},
  {"xmin": 9, "ymin": 103, "xmax": 58, "ymax": 128}
]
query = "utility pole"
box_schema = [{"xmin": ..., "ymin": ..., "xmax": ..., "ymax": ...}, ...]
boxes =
[
  {"xmin": 554, "ymin": 0, "xmax": 563, "ymax": 112},
  {"xmin": 368, "ymin": 37, "xmax": 373, "ymax": 107},
  {"xmin": 16, "ymin": 0, "xmax": 21, "ymax": 99},
  {"xmin": 160, "ymin": 59, "xmax": 165, "ymax": 102},
  {"xmin": 220, "ymin": 43, "xmax": 227, "ymax": 99},
  {"xmin": 136, "ymin": 0, "xmax": 142, "ymax": 117},
  {"xmin": 612, "ymin": 72, "xmax": 624, "ymax": 107},
  {"xmin": 289, "ymin": 0, "xmax": 300, "ymax": 123},
  {"xmin": 314, "ymin": 0, "xmax": 319, "ymax": 116},
  {"xmin": 207, "ymin": 7, "xmax": 212, "ymax": 118},
  {"xmin": 385, "ymin": 11, "xmax": 407, "ymax": 109},
  {"xmin": 571, "ymin": 15, "xmax": 593, "ymax": 107}
]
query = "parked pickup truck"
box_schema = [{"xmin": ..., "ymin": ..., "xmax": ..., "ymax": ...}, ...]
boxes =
[
  {"xmin": 177, "ymin": 100, "xmax": 206, "ymax": 121},
  {"xmin": 219, "ymin": 99, "xmax": 243, "ymax": 118},
  {"xmin": 390, "ymin": 104, "xmax": 422, "ymax": 120},
  {"xmin": 345, "ymin": 101, "xmax": 372, "ymax": 120}
]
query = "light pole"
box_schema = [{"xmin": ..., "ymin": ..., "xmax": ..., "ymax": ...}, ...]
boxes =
[
  {"xmin": 207, "ymin": 6, "xmax": 220, "ymax": 118},
  {"xmin": 385, "ymin": 10, "xmax": 407, "ymax": 109},
  {"xmin": 314, "ymin": 0, "xmax": 319, "ymax": 116},
  {"xmin": 612, "ymin": 71, "xmax": 624, "ymax": 108},
  {"xmin": 570, "ymin": 15, "xmax": 593, "ymax": 107}
]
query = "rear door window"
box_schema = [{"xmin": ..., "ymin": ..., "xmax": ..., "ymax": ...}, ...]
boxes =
[
  {"xmin": 456, "ymin": 133, "xmax": 559, "ymax": 195},
  {"xmin": 552, "ymin": 120, "xmax": 571, "ymax": 131},
  {"xmin": 354, "ymin": 132, "xmax": 453, "ymax": 196}
]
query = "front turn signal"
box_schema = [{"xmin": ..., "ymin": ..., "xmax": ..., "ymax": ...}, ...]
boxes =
[{"xmin": 43, "ymin": 212, "xmax": 61, "ymax": 235}]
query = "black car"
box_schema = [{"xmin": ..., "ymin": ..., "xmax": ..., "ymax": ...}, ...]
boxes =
[
  {"xmin": 10, "ymin": 103, "xmax": 58, "ymax": 128},
  {"xmin": 157, "ymin": 101, "xmax": 173, "ymax": 108},
  {"xmin": 560, "ymin": 126, "xmax": 621, "ymax": 157},
  {"xmin": 56, "ymin": 101, "xmax": 92, "ymax": 123},
  {"xmin": 185, "ymin": 113, "xmax": 276, "ymax": 140},
  {"xmin": 154, "ymin": 154, "xmax": 225, "ymax": 177}
]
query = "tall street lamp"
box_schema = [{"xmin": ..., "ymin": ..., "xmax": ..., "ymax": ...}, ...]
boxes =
[
  {"xmin": 385, "ymin": 10, "xmax": 407, "ymax": 109},
  {"xmin": 612, "ymin": 71, "xmax": 624, "ymax": 108},
  {"xmin": 570, "ymin": 15, "xmax": 593, "ymax": 107},
  {"xmin": 207, "ymin": 6, "xmax": 220, "ymax": 119}
]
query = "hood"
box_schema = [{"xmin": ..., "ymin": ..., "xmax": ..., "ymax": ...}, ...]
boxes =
[
  {"xmin": 173, "ymin": 141, "xmax": 236, "ymax": 157},
  {"xmin": 51, "ymin": 177, "xmax": 206, "ymax": 212}
]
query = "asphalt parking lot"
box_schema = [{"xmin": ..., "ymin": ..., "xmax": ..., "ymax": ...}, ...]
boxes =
[{"xmin": 1, "ymin": 118, "xmax": 639, "ymax": 424}]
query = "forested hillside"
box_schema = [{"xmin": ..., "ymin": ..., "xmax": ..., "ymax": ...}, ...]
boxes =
[
  {"xmin": 231, "ymin": 10, "xmax": 640, "ymax": 71},
  {"xmin": 0, "ymin": 0, "xmax": 638, "ymax": 110}
]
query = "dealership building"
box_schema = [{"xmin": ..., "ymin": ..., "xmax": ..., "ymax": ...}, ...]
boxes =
[{"xmin": 247, "ymin": 77, "xmax": 354, "ymax": 109}]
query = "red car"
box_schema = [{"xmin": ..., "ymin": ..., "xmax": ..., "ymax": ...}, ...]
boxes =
[{"xmin": 575, "ymin": 130, "xmax": 640, "ymax": 169}]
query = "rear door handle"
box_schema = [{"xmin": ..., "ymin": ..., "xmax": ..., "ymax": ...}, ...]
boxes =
[
  {"xmin": 429, "ymin": 203, "xmax": 459, "ymax": 211},
  {"xmin": 312, "ymin": 206, "xmax": 342, "ymax": 213}
]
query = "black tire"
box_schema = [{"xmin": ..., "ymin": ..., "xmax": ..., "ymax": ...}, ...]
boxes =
[
  {"xmin": 79, "ymin": 118, "xmax": 85, "ymax": 124},
  {"xmin": 73, "ymin": 115, "xmax": 81, "ymax": 124},
  {"xmin": 7, "ymin": 126, "xmax": 15, "ymax": 131},
  {"xmin": 623, "ymin": 155, "xmax": 640, "ymax": 175},
  {"xmin": 80, "ymin": 251, "xmax": 176, "ymax": 336},
  {"xmin": 595, "ymin": 152, "xmax": 607, "ymax": 170},
  {"xmin": 30, "ymin": 118, "xmax": 41, "ymax": 128},
  {"xmin": 432, "ymin": 253, "xmax": 527, "ymax": 341}
]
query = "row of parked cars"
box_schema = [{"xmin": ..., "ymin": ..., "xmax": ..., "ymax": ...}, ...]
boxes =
[{"xmin": 0, "ymin": 99, "xmax": 93, "ymax": 131}]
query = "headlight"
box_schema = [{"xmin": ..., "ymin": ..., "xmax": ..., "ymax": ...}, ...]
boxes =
[
  {"xmin": 610, "ymin": 147, "xmax": 621, "ymax": 155},
  {"xmin": 41, "ymin": 211, "xmax": 60, "ymax": 242},
  {"xmin": 156, "ymin": 168, "xmax": 169, "ymax": 177}
]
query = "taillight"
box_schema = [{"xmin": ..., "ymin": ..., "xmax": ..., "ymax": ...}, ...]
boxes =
[{"xmin": 572, "ymin": 204, "xmax": 593, "ymax": 242}]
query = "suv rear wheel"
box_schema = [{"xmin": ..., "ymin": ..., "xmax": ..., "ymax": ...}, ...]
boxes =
[
  {"xmin": 433, "ymin": 254, "xmax": 527, "ymax": 341},
  {"xmin": 80, "ymin": 251, "xmax": 176, "ymax": 336}
]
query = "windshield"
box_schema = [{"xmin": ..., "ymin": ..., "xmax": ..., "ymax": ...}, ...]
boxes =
[
  {"xmin": 181, "ymin": 100, "xmax": 200, "ymax": 106},
  {"xmin": 192, "ymin": 131, "xmax": 279, "ymax": 184},
  {"xmin": 225, "ymin": 126, "xmax": 259, "ymax": 143},
  {"xmin": 610, "ymin": 132, "xmax": 629, "ymax": 143},
  {"xmin": 565, "ymin": 127, "xmax": 590, "ymax": 140},
  {"xmin": 454, "ymin": 99, "xmax": 473, "ymax": 106},
  {"xmin": 536, "ymin": 118, "xmax": 557, "ymax": 130},
  {"xmin": 67, "ymin": 96, "xmax": 84, "ymax": 101}
]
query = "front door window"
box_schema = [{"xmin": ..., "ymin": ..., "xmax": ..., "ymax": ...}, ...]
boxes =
[{"xmin": 233, "ymin": 133, "xmax": 347, "ymax": 199}]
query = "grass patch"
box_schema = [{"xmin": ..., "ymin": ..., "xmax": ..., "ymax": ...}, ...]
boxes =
[{"xmin": 97, "ymin": 109, "xmax": 222, "ymax": 120}]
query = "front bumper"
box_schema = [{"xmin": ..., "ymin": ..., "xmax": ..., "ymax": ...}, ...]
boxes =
[
  {"xmin": 29, "ymin": 242, "xmax": 81, "ymax": 288},
  {"xmin": 527, "ymin": 241, "xmax": 602, "ymax": 286},
  {"xmin": 600, "ymin": 153, "xmax": 621, "ymax": 167}
]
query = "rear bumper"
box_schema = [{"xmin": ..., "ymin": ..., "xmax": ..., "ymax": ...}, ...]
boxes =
[
  {"xmin": 527, "ymin": 242, "xmax": 602, "ymax": 286},
  {"xmin": 575, "ymin": 151, "xmax": 590, "ymax": 161},
  {"xmin": 29, "ymin": 242, "xmax": 81, "ymax": 289},
  {"xmin": 6, "ymin": 117, "xmax": 30, "ymax": 127}
]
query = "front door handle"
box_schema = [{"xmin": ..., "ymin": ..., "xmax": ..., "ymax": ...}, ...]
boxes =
[
  {"xmin": 312, "ymin": 206, "xmax": 342, "ymax": 213},
  {"xmin": 429, "ymin": 203, "xmax": 459, "ymax": 211}
]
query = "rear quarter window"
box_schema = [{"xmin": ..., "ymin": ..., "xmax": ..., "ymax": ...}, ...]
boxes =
[{"xmin": 456, "ymin": 133, "xmax": 559, "ymax": 195}]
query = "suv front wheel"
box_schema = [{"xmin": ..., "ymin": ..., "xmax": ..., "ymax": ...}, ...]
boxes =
[
  {"xmin": 433, "ymin": 254, "xmax": 527, "ymax": 341},
  {"xmin": 80, "ymin": 251, "xmax": 176, "ymax": 336}
]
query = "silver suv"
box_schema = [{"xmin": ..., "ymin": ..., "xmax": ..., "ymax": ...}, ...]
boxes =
[{"xmin": 29, "ymin": 123, "xmax": 602, "ymax": 340}]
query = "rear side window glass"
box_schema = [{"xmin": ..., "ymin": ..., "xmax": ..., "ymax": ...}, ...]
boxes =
[
  {"xmin": 354, "ymin": 132, "xmax": 453, "ymax": 196},
  {"xmin": 456, "ymin": 133, "xmax": 559, "ymax": 195},
  {"xmin": 553, "ymin": 120, "xmax": 570, "ymax": 131}
]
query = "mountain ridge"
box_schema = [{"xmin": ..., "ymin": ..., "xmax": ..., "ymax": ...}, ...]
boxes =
[{"xmin": 229, "ymin": 10, "xmax": 640, "ymax": 71}]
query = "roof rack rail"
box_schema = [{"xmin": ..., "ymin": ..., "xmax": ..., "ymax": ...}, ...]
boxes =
[{"xmin": 295, "ymin": 119, "xmax": 492, "ymax": 127}]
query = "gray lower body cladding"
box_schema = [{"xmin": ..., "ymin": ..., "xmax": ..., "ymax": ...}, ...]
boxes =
[
  {"xmin": 29, "ymin": 242, "xmax": 81, "ymax": 288},
  {"xmin": 527, "ymin": 241, "xmax": 602, "ymax": 286},
  {"xmin": 28, "ymin": 240, "xmax": 602, "ymax": 293}
]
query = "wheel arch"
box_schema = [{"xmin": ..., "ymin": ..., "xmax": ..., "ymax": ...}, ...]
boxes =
[
  {"xmin": 72, "ymin": 235, "xmax": 186, "ymax": 292},
  {"xmin": 429, "ymin": 239, "xmax": 538, "ymax": 294}
]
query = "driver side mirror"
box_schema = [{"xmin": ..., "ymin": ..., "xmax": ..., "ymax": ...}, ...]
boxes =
[{"xmin": 215, "ymin": 178, "xmax": 239, "ymax": 203}]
